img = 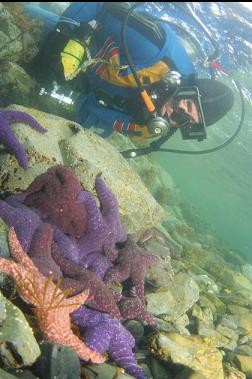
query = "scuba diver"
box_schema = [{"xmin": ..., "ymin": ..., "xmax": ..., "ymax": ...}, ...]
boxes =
[{"xmin": 24, "ymin": 2, "xmax": 236, "ymax": 157}]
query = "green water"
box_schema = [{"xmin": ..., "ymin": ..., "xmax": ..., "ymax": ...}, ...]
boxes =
[{"xmin": 157, "ymin": 75, "xmax": 252, "ymax": 261}]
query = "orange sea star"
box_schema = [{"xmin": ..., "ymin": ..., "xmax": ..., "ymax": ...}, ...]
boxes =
[{"xmin": 0, "ymin": 227, "xmax": 105, "ymax": 364}]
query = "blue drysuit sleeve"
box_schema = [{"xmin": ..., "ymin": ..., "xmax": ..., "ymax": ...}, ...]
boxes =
[
  {"xmin": 75, "ymin": 92, "xmax": 133, "ymax": 138},
  {"xmin": 60, "ymin": 2, "xmax": 104, "ymax": 23}
]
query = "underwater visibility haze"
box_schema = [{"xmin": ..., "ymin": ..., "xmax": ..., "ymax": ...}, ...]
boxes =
[{"xmin": 154, "ymin": 2, "xmax": 252, "ymax": 261}]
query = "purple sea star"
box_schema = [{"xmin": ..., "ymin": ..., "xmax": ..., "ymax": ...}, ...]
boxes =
[
  {"xmin": 76, "ymin": 190, "xmax": 108, "ymax": 261},
  {"xmin": 0, "ymin": 197, "xmax": 41, "ymax": 251},
  {"xmin": 51, "ymin": 242, "xmax": 122, "ymax": 320},
  {"xmin": 53, "ymin": 226, "xmax": 81, "ymax": 264},
  {"xmin": 118, "ymin": 288, "xmax": 157, "ymax": 327},
  {"xmin": 95, "ymin": 175, "xmax": 127, "ymax": 261},
  {"xmin": 77, "ymin": 175, "xmax": 127, "ymax": 262},
  {"xmin": 6, "ymin": 169, "xmax": 126, "ymax": 268},
  {"xmin": 24, "ymin": 165, "xmax": 87, "ymax": 237},
  {"xmin": 29, "ymin": 222, "xmax": 62, "ymax": 279},
  {"xmin": 80, "ymin": 251, "xmax": 113, "ymax": 279},
  {"xmin": 104, "ymin": 234, "xmax": 160, "ymax": 303},
  {"xmin": 0, "ymin": 110, "xmax": 47, "ymax": 170},
  {"xmin": 72, "ymin": 306, "xmax": 146, "ymax": 379}
]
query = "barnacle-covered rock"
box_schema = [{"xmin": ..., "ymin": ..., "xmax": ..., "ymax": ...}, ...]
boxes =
[{"xmin": 150, "ymin": 332, "xmax": 224, "ymax": 379}]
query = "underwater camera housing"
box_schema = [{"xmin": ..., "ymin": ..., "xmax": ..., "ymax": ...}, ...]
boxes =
[
  {"xmin": 174, "ymin": 86, "xmax": 207, "ymax": 141},
  {"xmin": 38, "ymin": 82, "xmax": 80, "ymax": 114}
]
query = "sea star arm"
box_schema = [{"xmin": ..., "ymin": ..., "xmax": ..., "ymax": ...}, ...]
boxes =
[
  {"xmin": 95, "ymin": 175, "xmax": 127, "ymax": 243},
  {"xmin": 58, "ymin": 277, "xmax": 85, "ymax": 295},
  {"xmin": 72, "ymin": 307, "xmax": 145, "ymax": 378},
  {"xmin": 118, "ymin": 292, "xmax": 157, "ymax": 326},
  {"xmin": 0, "ymin": 199, "xmax": 41, "ymax": 251},
  {"xmin": 51, "ymin": 242, "xmax": 85, "ymax": 278},
  {"xmin": 0, "ymin": 257, "xmax": 19, "ymax": 279},
  {"xmin": 8, "ymin": 227, "xmax": 40, "ymax": 273},
  {"xmin": 0, "ymin": 125, "xmax": 29, "ymax": 169},
  {"xmin": 130, "ymin": 270, "xmax": 146, "ymax": 303},
  {"xmin": 0, "ymin": 111, "xmax": 47, "ymax": 170},
  {"xmin": 110, "ymin": 342, "xmax": 146, "ymax": 379},
  {"xmin": 52, "ymin": 227, "xmax": 80, "ymax": 264},
  {"xmin": 104, "ymin": 263, "xmax": 130, "ymax": 284},
  {"xmin": 81, "ymin": 252, "xmax": 113, "ymax": 279},
  {"xmin": 67, "ymin": 290, "xmax": 90, "ymax": 313},
  {"xmin": 52, "ymin": 243, "xmax": 121, "ymax": 319},
  {"xmin": 83, "ymin": 323, "xmax": 112, "ymax": 353},
  {"xmin": 95, "ymin": 175, "xmax": 118, "ymax": 216},
  {"xmin": 7, "ymin": 111, "xmax": 47, "ymax": 134},
  {"xmin": 29, "ymin": 223, "xmax": 63, "ymax": 279},
  {"xmin": 77, "ymin": 191, "xmax": 107, "ymax": 258},
  {"xmin": 1, "ymin": 228, "xmax": 105, "ymax": 365}
]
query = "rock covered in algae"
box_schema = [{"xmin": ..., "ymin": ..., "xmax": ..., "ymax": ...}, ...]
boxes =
[
  {"xmin": 234, "ymin": 355, "xmax": 252, "ymax": 378},
  {"xmin": 175, "ymin": 368, "xmax": 208, "ymax": 379},
  {"xmin": 0, "ymin": 219, "xmax": 10, "ymax": 258},
  {"xmin": 0, "ymin": 292, "xmax": 40, "ymax": 368},
  {"xmin": 82, "ymin": 363, "xmax": 137, "ymax": 379},
  {"xmin": 223, "ymin": 363, "xmax": 246, "ymax": 379},
  {"xmin": 150, "ymin": 331, "xmax": 224, "ymax": 379},
  {"xmin": 0, "ymin": 368, "xmax": 19, "ymax": 379},
  {"xmin": 145, "ymin": 272, "xmax": 199, "ymax": 319},
  {"xmin": 33, "ymin": 341, "xmax": 81, "ymax": 379}
]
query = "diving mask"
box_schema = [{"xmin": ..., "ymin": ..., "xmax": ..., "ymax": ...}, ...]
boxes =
[{"xmin": 169, "ymin": 86, "xmax": 207, "ymax": 141}]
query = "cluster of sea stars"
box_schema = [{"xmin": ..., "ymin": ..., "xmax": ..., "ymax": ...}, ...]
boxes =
[
  {"xmin": 0, "ymin": 228, "xmax": 104, "ymax": 364},
  {"xmin": 0, "ymin": 165, "xmax": 162, "ymax": 379}
]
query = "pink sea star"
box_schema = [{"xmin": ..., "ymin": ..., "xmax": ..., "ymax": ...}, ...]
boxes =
[{"xmin": 0, "ymin": 227, "xmax": 105, "ymax": 364}]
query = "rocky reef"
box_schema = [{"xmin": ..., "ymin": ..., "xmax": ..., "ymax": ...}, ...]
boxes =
[
  {"xmin": 0, "ymin": 140, "xmax": 252, "ymax": 378},
  {"xmin": 0, "ymin": 163, "xmax": 163, "ymax": 379}
]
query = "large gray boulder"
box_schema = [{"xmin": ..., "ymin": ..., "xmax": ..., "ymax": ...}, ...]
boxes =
[
  {"xmin": 0, "ymin": 104, "xmax": 164, "ymax": 236},
  {"xmin": 0, "ymin": 62, "xmax": 36, "ymax": 106},
  {"xmin": 0, "ymin": 292, "xmax": 41, "ymax": 368},
  {"xmin": 0, "ymin": 4, "xmax": 23, "ymax": 62},
  {"xmin": 0, "ymin": 3, "xmax": 40, "ymax": 63}
]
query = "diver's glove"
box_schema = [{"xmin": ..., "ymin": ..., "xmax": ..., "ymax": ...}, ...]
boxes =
[{"xmin": 113, "ymin": 121, "xmax": 157, "ymax": 140}]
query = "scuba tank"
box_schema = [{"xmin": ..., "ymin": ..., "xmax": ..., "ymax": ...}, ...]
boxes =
[
  {"xmin": 60, "ymin": 39, "xmax": 86, "ymax": 81},
  {"xmin": 35, "ymin": 22, "xmax": 94, "ymax": 116},
  {"xmin": 59, "ymin": 22, "xmax": 95, "ymax": 81}
]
